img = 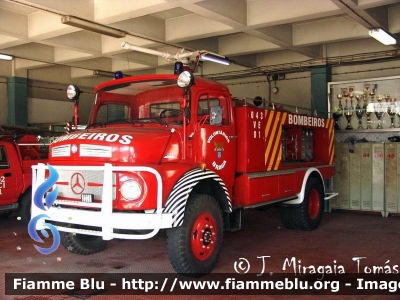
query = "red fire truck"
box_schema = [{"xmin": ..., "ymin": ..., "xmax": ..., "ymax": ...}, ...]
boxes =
[
  {"xmin": 0, "ymin": 131, "xmax": 47, "ymax": 223},
  {"xmin": 31, "ymin": 70, "xmax": 335, "ymax": 275}
]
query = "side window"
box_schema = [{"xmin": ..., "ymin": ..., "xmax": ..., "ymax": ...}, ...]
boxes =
[
  {"xmin": 0, "ymin": 146, "xmax": 9, "ymax": 169},
  {"xmin": 197, "ymin": 94, "xmax": 229, "ymax": 125}
]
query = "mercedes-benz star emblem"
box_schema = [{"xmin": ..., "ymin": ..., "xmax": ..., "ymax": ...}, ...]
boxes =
[{"xmin": 70, "ymin": 173, "xmax": 85, "ymax": 195}]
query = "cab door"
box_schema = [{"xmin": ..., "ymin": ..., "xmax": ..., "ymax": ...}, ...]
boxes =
[
  {"xmin": 0, "ymin": 144, "xmax": 20, "ymax": 205},
  {"xmin": 194, "ymin": 91, "xmax": 236, "ymax": 188}
]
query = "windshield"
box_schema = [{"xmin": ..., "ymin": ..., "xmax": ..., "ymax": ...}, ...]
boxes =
[{"xmin": 90, "ymin": 79, "xmax": 188, "ymax": 127}]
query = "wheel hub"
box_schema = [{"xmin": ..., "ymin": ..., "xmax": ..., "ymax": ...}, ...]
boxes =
[
  {"xmin": 191, "ymin": 213, "xmax": 217, "ymax": 261},
  {"xmin": 308, "ymin": 189, "xmax": 320, "ymax": 220},
  {"xmin": 202, "ymin": 228, "xmax": 212, "ymax": 244}
]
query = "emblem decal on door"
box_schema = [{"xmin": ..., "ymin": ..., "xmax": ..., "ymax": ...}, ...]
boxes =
[
  {"xmin": 207, "ymin": 130, "xmax": 230, "ymax": 170},
  {"xmin": 214, "ymin": 142, "xmax": 224, "ymax": 158}
]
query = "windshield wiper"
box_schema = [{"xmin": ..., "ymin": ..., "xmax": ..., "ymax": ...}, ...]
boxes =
[
  {"xmin": 132, "ymin": 118, "xmax": 168, "ymax": 126},
  {"xmin": 86, "ymin": 122, "xmax": 105, "ymax": 129},
  {"xmin": 87, "ymin": 119, "xmax": 133, "ymax": 129},
  {"xmin": 103, "ymin": 118, "xmax": 133, "ymax": 125}
]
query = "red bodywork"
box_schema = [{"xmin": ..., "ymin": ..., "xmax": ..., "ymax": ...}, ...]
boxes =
[
  {"xmin": 0, "ymin": 135, "xmax": 46, "ymax": 207},
  {"xmin": 48, "ymin": 74, "xmax": 334, "ymax": 211}
]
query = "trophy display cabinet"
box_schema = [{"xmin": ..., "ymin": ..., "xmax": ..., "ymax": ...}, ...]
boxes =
[
  {"xmin": 328, "ymin": 75, "xmax": 400, "ymax": 131},
  {"xmin": 329, "ymin": 75, "xmax": 400, "ymax": 217}
]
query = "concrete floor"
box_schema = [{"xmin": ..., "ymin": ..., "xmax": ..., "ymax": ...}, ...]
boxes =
[{"xmin": 1, "ymin": 207, "xmax": 400, "ymax": 300}]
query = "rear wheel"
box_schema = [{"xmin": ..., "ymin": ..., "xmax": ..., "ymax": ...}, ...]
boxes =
[
  {"xmin": 280, "ymin": 177, "xmax": 324, "ymax": 231},
  {"xmin": 60, "ymin": 225, "xmax": 107, "ymax": 255},
  {"xmin": 167, "ymin": 194, "xmax": 223, "ymax": 277}
]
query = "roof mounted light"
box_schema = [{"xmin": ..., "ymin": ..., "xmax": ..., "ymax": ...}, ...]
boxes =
[
  {"xmin": 67, "ymin": 84, "xmax": 81, "ymax": 101},
  {"xmin": 114, "ymin": 71, "xmax": 123, "ymax": 79},
  {"xmin": 177, "ymin": 70, "xmax": 194, "ymax": 89},
  {"xmin": 174, "ymin": 61, "xmax": 184, "ymax": 75},
  {"xmin": 368, "ymin": 28, "xmax": 397, "ymax": 45},
  {"xmin": 200, "ymin": 53, "xmax": 231, "ymax": 65}
]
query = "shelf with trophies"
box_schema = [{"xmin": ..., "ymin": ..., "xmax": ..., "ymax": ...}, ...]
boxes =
[
  {"xmin": 328, "ymin": 75, "xmax": 400, "ymax": 139},
  {"xmin": 328, "ymin": 76, "xmax": 400, "ymax": 216}
]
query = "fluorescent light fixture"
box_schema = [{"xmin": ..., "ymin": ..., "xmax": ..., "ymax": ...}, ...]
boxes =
[
  {"xmin": 0, "ymin": 54, "xmax": 13, "ymax": 60},
  {"xmin": 93, "ymin": 70, "xmax": 129, "ymax": 78},
  {"xmin": 93, "ymin": 70, "xmax": 115, "ymax": 77},
  {"xmin": 368, "ymin": 28, "xmax": 397, "ymax": 45},
  {"xmin": 61, "ymin": 16, "xmax": 126, "ymax": 38},
  {"xmin": 200, "ymin": 53, "xmax": 231, "ymax": 65}
]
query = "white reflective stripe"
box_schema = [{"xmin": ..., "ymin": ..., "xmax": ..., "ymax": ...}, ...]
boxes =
[
  {"xmin": 45, "ymin": 207, "xmax": 173, "ymax": 240},
  {"xmin": 102, "ymin": 163, "xmax": 113, "ymax": 240}
]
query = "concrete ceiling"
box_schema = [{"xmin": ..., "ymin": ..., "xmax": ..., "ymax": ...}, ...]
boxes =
[{"xmin": 0, "ymin": 0, "xmax": 399, "ymax": 86}]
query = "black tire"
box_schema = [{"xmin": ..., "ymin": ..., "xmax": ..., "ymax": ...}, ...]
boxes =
[
  {"xmin": 280, "ymin": 177, "xmax": 324, "ymax": 231},
  {"xmin": 167, "ymin": 194, "xmax": 223, "ymax": 277},
  {"xmin": 0, "ymin": 210, "xmax": 12, "ymax": 219},
  {"xmin": 280, "ymin": 206, "xmax": 298, "ymax": 229},
  {"xmin": 19, "ymin": 191, "xmax": 32, "ymax": 224},
  {"xmin": 60, "ymin": 225, "xmax": 107, "ymax": 255}
]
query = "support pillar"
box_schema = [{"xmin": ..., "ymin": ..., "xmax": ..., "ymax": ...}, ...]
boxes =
[
  {"xmin": 311, "ymin": 66, "xmax": 331, "ymax": 118},
  {"xmin": 7, "ymin": 77, "xmax": 28, "ymax": 126}
]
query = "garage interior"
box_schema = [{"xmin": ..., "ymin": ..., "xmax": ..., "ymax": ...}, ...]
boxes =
[{"xmin": 1, "ymin": 0, "xmax": 400, "ymax": 299}]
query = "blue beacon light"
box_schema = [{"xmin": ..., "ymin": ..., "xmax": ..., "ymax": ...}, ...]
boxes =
[{"xmin": 114, "ymin": 71, "xmax": 123, "ymax": 79}]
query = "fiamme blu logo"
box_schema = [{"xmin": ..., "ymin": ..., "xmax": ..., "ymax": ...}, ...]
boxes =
[{"xmin": 28, "ymin": 164, "xmax": 61, "ymax": 254}]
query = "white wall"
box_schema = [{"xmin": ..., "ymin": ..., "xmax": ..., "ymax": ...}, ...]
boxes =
[
  {"xmin": 227, "ymin": 72, "xmax": 311, "ymax": 114},
  {"xmin": 28, "ymin": 98, "xmax": 75, "ymax": 124},
  {"xmin": 1, "ymin": 45, "xmax": 400, "ymax": 127}
]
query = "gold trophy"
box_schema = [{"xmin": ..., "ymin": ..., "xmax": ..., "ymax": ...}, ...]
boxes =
[
  {"xmin": 333, "ymin": 93, "xmax": 343, "ymax": 129},
  {"xmin": 363, "ymin": 83, "xmax": 371, "ymax": 129},
  {"xmin": 355, "ymin": 95, "xmax": 363, "ymax": 129},
  {"xmin": 343, "ymin": 87, "xmax": 353, "ymax": 130},
  {"xmin": 375, "ymin": 94, "xmax": 384, "ymax": 129},
  {"xmin": 369, "ymin": 84, "xmax": 377, "ymax": 103},
  {"xmin": 387, "ymin": 97, "xmax": 397, "ymax": 128}
]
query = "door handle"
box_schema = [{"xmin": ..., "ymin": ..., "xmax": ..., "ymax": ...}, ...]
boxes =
[{"xmin": 3, "ymin": 173, "xmax": 11, "ymax": 177}]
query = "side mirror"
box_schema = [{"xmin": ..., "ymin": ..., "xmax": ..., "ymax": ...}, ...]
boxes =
[{"xmin": 210, "ymin": 105, "xmax": 222, "ymax": 126}]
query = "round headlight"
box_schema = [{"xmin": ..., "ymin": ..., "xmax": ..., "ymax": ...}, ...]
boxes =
[
  {"xmin": 120, "ymin": 179, "xmax": 142, "ymax": 201},
  {"xmin": 67, "ymin": 84, "xmax": 81, "ymax": 100},
  {"xmin": 177, "ymin": 70, "xmax": 194, "ymax": 88}
]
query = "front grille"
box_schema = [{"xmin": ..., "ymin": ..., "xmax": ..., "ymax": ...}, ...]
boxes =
[{"xmin": 56, "ymin": 169, "xmax": 116, "ymax": 201}]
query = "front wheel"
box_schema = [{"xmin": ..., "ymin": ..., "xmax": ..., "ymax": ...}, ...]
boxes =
[
  {"xmin": 60, "ymin": 225, "xmax": 107, "ymax": 255},
  {"xmin": 280, "ymin": 177, "xmax": 324, "ymax": 231},
  {"xmin": 19, "ymin": 191, "xmax": 32, "ymax": 224},
  {"xmin": 0, "ymin": 210, "xmax": 12, "ymax": 219},
  {"xmin": 167, "ymin": 194, "xmax": 223, "ymax": 277}
]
